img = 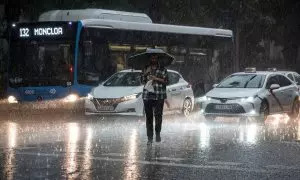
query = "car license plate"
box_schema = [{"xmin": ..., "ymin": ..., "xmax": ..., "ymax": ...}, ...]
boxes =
[
  {"xmin": 215, "ymin": 104, "xmax": 233, "ymax": 110},
  {"xmin": 97, "ymin": 105, "xmax": 114, "ymax": 111},
  {"xmin": 33, "ymin": 103, "xmax": 48, "ymax": 109}
]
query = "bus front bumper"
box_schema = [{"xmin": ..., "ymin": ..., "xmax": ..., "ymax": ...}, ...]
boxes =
[{"xmin": 0, "ymin": 98, "xmax": 85, "ymax": 114}]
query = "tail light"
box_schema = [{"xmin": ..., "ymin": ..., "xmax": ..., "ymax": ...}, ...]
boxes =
[
  {"xmin": 70, "ymin": 65, "xmax": 74, "ymax": 82},
  {"xmin": 70, "ymin": 65, "xmax": 73, "ymax": 73}
]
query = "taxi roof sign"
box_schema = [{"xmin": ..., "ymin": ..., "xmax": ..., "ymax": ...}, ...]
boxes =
[
  {"xmin": 267, "ymin": 68, "xmax": 277, "ymax": 72},
  {"xmin": 244, "ymin": 67, "xmax": 256, "ymax": 73}
]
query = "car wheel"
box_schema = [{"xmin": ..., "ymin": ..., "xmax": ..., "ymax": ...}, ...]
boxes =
[
  {"xmin": 258, "ymin": 101, "xmax": 269, "ymax": 122},
  {"xmin": 288, "ymin": 99, "xmax": 299, "ymax": 119},
  {"xmin": 182, "ymin": 98, "xmax": 193, "ymax": 117}
]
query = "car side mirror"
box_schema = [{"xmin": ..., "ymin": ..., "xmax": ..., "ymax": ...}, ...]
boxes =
[
  {"xmin": 213, "ymin": 84, "xmax": 218, "ymax": 88},
  {"xmin": 270, "ymin": 84, "xmax": 280, "ymax": 90}
]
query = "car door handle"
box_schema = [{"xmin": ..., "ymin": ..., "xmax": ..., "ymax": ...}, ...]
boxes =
[{"xmin": 171, "ymin": 89, "xmax": 176, "ymax": 91}]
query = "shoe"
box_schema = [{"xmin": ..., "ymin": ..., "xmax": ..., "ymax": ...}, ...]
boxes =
[{"xmin": 156, "ymin": 135, "xmax": 161, "ymax": 142}]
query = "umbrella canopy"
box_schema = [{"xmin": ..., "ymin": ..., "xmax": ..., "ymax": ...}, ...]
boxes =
[{"xmin": 127, "ymin": 48, "xmax": 174, "ymax": 70}]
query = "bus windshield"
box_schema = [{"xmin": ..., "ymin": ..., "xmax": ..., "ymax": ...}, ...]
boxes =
[{"xmin": 9, "ymin": 40, "xmax": 74, "ymax": 87}]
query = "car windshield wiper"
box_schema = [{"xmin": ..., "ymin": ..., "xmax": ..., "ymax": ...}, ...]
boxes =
[
  {"xmin": 244, "ymin": 75, "xmax": 257, "ymax": 88},
  {"xmin": 219, "ymin": 81, "xmax": 240, "ymax": 88}
]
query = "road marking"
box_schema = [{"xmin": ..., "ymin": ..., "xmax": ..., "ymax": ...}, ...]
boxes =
[
  {"xmin": 14, "ymin": 151, "xmax": 300, "ymax": 174},
  {"xmin": 101, "ymin": 153, "xmax": 127, "ymax": 157},
  {"xmin": 265, "ymin": 165, "xmax": 300, "ymax": 170},
  {"xmin": 0, "ymin": 146, "xmax": 36, "ymax": 150},
  {"xmin": 89, "ymin": 153, "xmax": 185, "ymax": 162},
  {"xmin": 154, "ymin": 157, "xmax": 185, "ymax": 161},
  {"xmin": 208, "ymin": 161, "xmax": 243, "ymax": 166}
]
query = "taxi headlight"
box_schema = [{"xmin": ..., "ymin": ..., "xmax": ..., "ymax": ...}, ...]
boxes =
[
  {"xmin": 249, "ymin": 110, "xmax": 256, "ymax": 115},
  {"xmin": 201, "ymin": 96, "xmax": 211, "ymax": 101},
  {"xmin": 8, "ymin": 96, "xmax": 18, "ymax": 104},
  {"xmin": 87, "ymin": 93, "xmax": 93, "ymax": 100},
  {"xmin": 64, "ymin": 94, "xmax": 79, "ymax": 103},
  {"xmin": 241, "ymin": 96, "xmax": 254, "ymax": 102}
]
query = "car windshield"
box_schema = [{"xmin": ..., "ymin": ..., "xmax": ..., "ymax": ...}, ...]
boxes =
[
  {"xmin": 217, "ymin": 74, "xmax": 266, "ymax": 88},
  {"xmin": 103, "ymin": 72, "xmax": 142, "ymax": 86}
]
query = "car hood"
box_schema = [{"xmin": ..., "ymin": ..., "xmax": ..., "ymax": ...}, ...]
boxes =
[
  {"xmin": 206, "ymin": 88, "xmax": 261, "ymax": 98},
  {"xmin": 91, "ymin": 85, "xmax": 143, "ymax": 98}
]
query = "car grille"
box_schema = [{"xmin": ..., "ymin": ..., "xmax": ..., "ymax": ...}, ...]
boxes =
[
  {"xmin": 210, "ymin": 97, "xmax": 240, "ymax": 103},
  {"xmin": 92, "ymin": 98, "xmax": 123, "ymax": 106},
  {"xmin": 205, "ymin": 103, "xmax": 245, "ymax": 114},
  {"xmin": 91, "ymin": 98, "xmax": 123, "ymax": 111}
]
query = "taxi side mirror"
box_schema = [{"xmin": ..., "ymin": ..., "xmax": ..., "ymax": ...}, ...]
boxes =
[{"xmin": 270, "ymin": 84, "xmax": 280, "ymax": 90}]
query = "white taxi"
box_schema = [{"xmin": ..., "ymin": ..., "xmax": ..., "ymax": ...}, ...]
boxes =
[{"xmin": 201, "ymin": 68, "xmax": 300, "ymax": 121}]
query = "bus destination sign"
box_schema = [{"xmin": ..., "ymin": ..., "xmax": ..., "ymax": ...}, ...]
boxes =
[{"xmin": 19, "ymin": 27, "xmax": 64, "ymax": 38}]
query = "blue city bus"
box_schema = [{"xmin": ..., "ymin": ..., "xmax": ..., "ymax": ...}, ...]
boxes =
[
  {"xmin": 7, "ymin": 9, "xmax": 233, "ymax": 109},
  {"xmin": 7, "ymin": 21, "xmax": 88, "ymax": 105}
]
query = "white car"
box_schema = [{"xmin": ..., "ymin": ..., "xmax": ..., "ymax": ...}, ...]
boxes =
[
  {"xmin": 279, "ymin": 71, "xmax": 300, "ymax": 87},
  {"xmin": 201, "ymin": 68, "xmax": 300, "ymax": 121},
  {"xmin": 85, "ymin": 69, "xmax": 194, "ymax": 116}
]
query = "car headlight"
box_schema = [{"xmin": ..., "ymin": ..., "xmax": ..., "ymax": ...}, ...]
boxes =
[
  {"xmin": 87, "ymin": 93, "xmax": 93, "ymax": 100},
  {"xmin": 240, "ymin": 96, "xmax": 254, "ymax": 103},
  {"xmin": 64, "ymin": 94, "xmax": 79, "ymax": 103},
  {"xmin": 123, "ymin": 93, "xmax": 141, "ymax": 101},
  {"xmin": 8, "ymin": 96, "xmax": 18, "ymax": 104},
  {"xmin": 200, "ymin": 96, "xmax": 211, "ymax": 102}
]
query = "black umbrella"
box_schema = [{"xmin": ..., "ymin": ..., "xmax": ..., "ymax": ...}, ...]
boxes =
[{"xmin": 127, "ymin": 48, "xmax": 174, "ymax": 69}]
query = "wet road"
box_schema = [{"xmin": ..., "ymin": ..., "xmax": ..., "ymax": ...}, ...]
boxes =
[{"xmin": 1, "ymin": 112, "xmax": 300, "ymax": 179}]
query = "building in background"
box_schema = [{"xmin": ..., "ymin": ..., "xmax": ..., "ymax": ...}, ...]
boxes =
[{"xmin": 0, "ymin": 4, "xmax": 8, "ymax": 98}]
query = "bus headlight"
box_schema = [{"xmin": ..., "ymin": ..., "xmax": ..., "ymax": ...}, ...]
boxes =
[
  {"xmin": 64, "ymin": 94, "xmax": 79, "ymax": 103},
  {"xmin": 8, "ymin": 96, "xmax": 18, "ymax": 104}
]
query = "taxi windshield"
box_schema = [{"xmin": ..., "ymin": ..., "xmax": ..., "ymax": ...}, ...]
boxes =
[{"xmin": 217, "ymin": 74, "xmax": 266, "ymax": 88}]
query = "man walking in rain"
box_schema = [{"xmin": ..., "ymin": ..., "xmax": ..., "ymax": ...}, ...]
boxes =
[{"xmin": 141, "ymin": 54, "xmax": 168, "ymax": 145}]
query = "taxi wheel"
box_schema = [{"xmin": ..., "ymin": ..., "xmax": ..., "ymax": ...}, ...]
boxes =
[
  {"xmin": 258, "ymin": 101, "xmax": 269, "ymax": 122},
  {"xmin": 182, "ymin": 98, "xmax": 193, "ymax": 117},
  {"xmin": 288, "ymin": 99, "xmax": 299, "ymax": 119}
]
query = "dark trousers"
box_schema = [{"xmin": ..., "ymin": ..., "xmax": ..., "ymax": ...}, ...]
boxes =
[{"xmin": 143, "ymin": 99, "xmax": 164, "ymax": 140}]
